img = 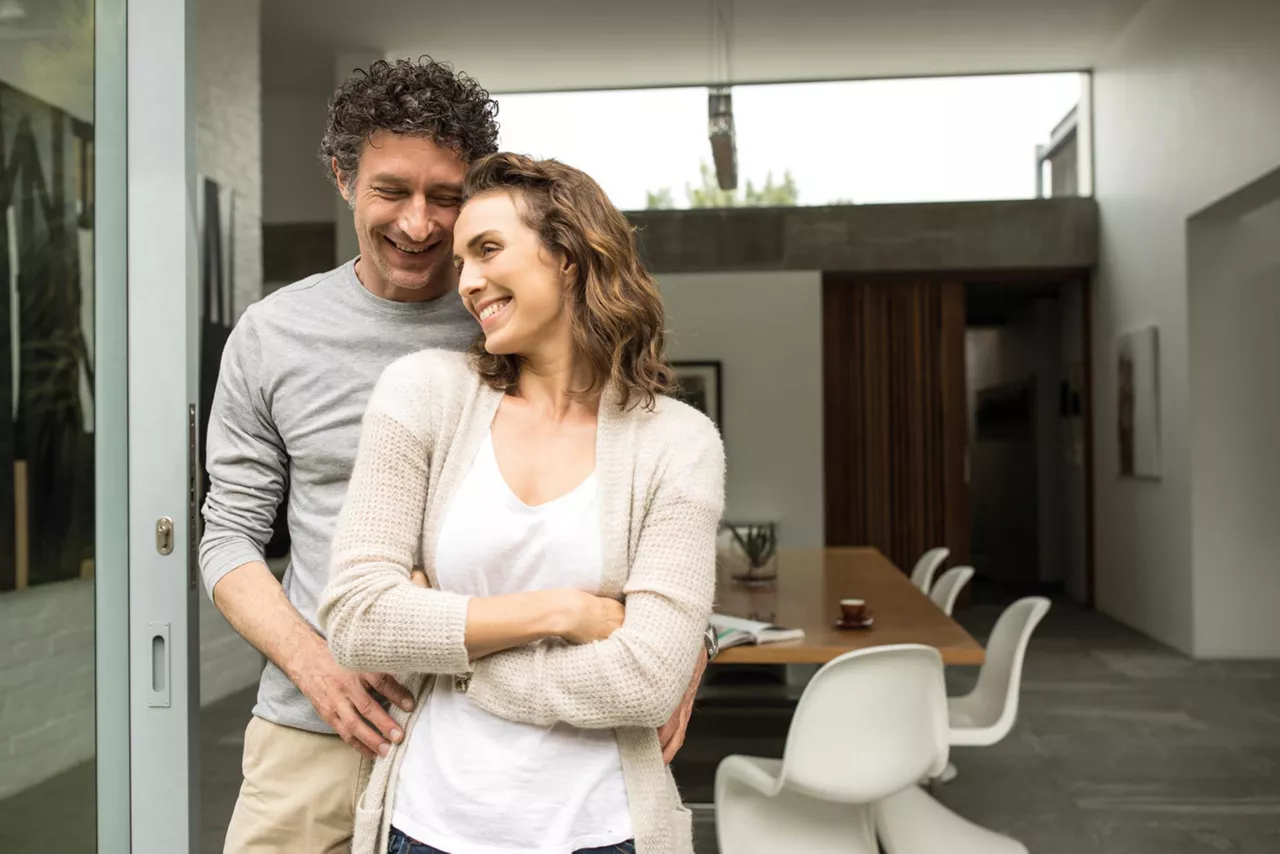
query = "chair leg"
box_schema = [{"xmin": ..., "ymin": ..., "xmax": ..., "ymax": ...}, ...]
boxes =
[{"xmin": 922, "ymin": 761, "xmax": 957, "ymax": 793}]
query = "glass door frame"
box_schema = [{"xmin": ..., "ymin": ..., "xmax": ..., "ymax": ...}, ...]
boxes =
[
  {"xmin": 94, "ymin": 0, "xmax": 129, "ymax": 848},
  {"xmin": 95, "ymin": 0, "xmax": 200, "ymax": 851}
]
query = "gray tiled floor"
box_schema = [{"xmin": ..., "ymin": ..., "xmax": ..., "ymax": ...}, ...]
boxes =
[
  {"xmin": 672, "ymin": 597, "xmax": 1280, "ymax": 854},
  {"xmin": 5, "ymin": 595, "xmax": 1280, "ymax": 853}
]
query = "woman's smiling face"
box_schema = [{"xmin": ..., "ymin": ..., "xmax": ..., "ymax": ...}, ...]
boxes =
[{"xmin": 453, "ymin": 190, "xmax": 573, "ymax": 356}]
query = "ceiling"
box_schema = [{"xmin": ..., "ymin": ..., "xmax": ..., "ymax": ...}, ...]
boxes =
[{"xmin": 262, "ymin": 0, "xmax": 1151, "ymax": 94}]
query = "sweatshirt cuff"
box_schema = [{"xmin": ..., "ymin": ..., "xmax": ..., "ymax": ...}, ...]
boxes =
[{"xmin": 201, "ymin": 537, "xmax": 267, "ymax": 602}]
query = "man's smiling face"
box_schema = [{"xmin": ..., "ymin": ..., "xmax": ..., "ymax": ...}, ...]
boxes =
[{"xmin": 336, "ymin": 131, "xmax": 467, "ymax": 302}]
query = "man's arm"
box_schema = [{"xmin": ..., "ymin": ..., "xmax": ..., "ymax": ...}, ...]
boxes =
[
  {"xmin": 212, "ymin": 561, "xmax": 414, "ymax": 758},
  {"xmin": 658, "ymin": 645, "xmax": 708, "ymax": 764},
  {"xmin": 200, "ymin": 317, "xmax": 410, "ymax": 759}
]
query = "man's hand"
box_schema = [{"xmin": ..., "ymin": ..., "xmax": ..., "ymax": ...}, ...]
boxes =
[
  {"xmin": 658, "ymin": 646, "xmax": 708, "ymax": 765},
  {"xmin": 294, "ymin": 648, "xmax": 415, "ymax": 759},
  {"xmin": 211, "ymin": 562, "xmax": 415, "ymax": 758}
]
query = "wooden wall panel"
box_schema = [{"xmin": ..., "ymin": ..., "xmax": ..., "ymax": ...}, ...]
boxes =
[{"xmin": 823, "ymin": 276, "xmax": 969, "ymax": 573}]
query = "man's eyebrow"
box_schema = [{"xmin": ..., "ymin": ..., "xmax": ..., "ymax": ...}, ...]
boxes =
[
  {"xmin": 365, "ymin": 174, "xmax": 464, "ymax": 195},
  {"xmin": 366, "ymin": 173, "xmax": 410, "ymax": 186}
]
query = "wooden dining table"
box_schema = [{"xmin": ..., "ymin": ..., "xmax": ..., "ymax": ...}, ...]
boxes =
[{"xmin": 711, "ymin": 547, "xmax": 985, "ymax": 666}]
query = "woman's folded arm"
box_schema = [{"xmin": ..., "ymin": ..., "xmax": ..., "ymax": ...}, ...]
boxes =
[{"xmin": 464, "ymin": 427, "xmax": 725, "ymax": 728}]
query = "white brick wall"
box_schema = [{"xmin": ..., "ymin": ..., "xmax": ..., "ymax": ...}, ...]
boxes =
[
  {"xmin": 0, "ymin": 579, "xmax": 265, "ymax": 800},
  {"xmin": 0, "ymin": 0, "xmax": 266, "ymax": 802},
  {"xmin": 0, "ymin": 580, "xmax": 96, "ymax": 800},
  {"xmin": 198, "ymin": 0, "xmax": 263, "ymax": 320},
  {"xmin": 193, "ymin": 0, "xmax": 266, "ymax": 703}
]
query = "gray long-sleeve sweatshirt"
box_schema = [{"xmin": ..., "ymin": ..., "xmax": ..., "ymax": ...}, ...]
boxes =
[{"xmin": 199, "ymin": 260, "xmax": 476, "ymax": 732}]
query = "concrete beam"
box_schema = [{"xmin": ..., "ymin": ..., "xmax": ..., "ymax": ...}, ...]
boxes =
[{"xmin": 627, "ymin": 198, "xmax": 1098, "ymax": 274}]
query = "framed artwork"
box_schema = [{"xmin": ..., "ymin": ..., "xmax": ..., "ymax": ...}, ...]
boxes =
[
  {"xmin": 1117, "ymin": 325, "xmax": 1160, "ymax": 478},
  {"xmin": 671, "ymin": 360, "xmax": 723, "ymax": 428}
]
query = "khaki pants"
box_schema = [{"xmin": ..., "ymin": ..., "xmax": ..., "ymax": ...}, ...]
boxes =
[{"xmin": 223, "ymin": 716, "xmax": 364, "ymax": 854}]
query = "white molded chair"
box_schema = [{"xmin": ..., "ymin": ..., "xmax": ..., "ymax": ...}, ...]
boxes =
[
  {"xmin": 949, "ymin": 596, "xmax": 1051, "ymax": 746},
  {"xmin": 877, "ymin": 784, "xmax": 1030, "ymax": 854},
  {"xmin": 928, "ymin": 566, "xmax": 974, "ymax": 617},
  {"xmin": 909, "ymin": 547, "xmax": 950, "ymax": 594},
  {"xmin": 881, "ymin": 600, "xmax": 1043, "ymax": 852},
  {"xmin": 714, "ymin": 645, "xmax": 949, "ymax": 854}
]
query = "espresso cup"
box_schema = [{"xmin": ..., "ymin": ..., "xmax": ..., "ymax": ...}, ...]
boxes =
[{"xmin": 840, "ymin": 598, "xmax": 867, "ymax": 623}]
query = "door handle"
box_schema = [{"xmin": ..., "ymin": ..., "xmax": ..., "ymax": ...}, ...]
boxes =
[
  {"xmin": 156, "ymin": 517, "xmax": 174, "ymax": 555},
  {"xmin": 148, "ymin": 622, "xmax": 171, "ymax": 708}
]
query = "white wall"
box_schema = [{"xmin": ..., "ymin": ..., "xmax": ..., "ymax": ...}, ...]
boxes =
[
  {"xmin": 658, "ymin": 272, "xmax": 824, "ymax": 548},
  {"xmin": 262, "ymin": 86, "xmax": 336, "ymax": 226},
  {"xmin": 1189, "ymin": 192, "xmax": 1280, "ymax": 657},
  {"xmin": 1093, "ymin": 0, "xmax": 1280, "ymax": 654}
]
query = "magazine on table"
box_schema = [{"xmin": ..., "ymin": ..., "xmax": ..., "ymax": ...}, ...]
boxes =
[{"xmin": 710, "ymin": 613, "xmax": 805, "ymax": 649}]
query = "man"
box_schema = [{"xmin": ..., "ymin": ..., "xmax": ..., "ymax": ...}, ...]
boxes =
[{"xmin": 201, "ymin": 57, "xmax": 712, "ymax": 853}]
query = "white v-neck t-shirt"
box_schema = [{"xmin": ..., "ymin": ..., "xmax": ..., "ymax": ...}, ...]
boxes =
[{"xmin": 391, "ymin": 432, "xmax": 633, "ymax": 854}]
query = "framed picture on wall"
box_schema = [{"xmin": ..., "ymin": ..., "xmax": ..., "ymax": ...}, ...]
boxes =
[{"xmin": 671, "ymin": 360, "xmax": 723, "ymax": 429}]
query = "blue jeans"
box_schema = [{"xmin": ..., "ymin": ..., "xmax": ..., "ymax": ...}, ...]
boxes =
[{"xmin": 388, "ymin": 826, "xmax": 636, "ymax": 854}]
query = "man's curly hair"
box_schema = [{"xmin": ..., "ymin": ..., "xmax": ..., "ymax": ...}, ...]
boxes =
[{"xmin": 320, "ymin": 57, "xmax": 499, "ymax": 193}]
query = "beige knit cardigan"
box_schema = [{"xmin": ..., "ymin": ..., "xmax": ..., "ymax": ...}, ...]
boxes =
[{"xmin": 318, "ymin": 349, "xmax": 725, "ymax": 854}]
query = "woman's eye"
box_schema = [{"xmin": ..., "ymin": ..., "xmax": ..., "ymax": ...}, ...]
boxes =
[{"xmin": 481, "ymin": 244, "xmax": 499, "ymax": 257}]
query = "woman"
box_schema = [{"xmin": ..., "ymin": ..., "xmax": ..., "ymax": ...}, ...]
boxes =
[{"xmin": 319, "ymin": 152, "xmax": 724, "ymax": 854}]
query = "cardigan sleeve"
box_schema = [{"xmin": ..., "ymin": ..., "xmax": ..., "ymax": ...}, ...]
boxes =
[
  {"xmin": 318, "ymin": 353, "xmax": 474, "ymax": 675},
  {"xmin": 464, "ymin": 419, "xmax": 725, "ymax": 729}
]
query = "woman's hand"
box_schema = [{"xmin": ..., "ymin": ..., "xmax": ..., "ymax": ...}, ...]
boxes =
[{"xmin": 558, "ymin": 589, "xmax": 625, "ymax": 645}]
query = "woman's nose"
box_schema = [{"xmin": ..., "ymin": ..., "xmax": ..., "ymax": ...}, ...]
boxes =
[{"xmin": 458, "ymin": 263, "xmax": 484, "ymax": 296}]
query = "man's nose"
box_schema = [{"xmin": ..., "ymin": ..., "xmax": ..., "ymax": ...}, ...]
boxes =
[{"xmin": 398, "ymin": 198, "xmax": 434, "ymax": 243}]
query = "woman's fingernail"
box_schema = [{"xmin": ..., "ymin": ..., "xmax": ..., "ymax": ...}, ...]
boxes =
[
  {"xmin": 401, "ymin": 699, "xmax": 414, "ymax": 711},
  {"xmin": 391, "ymin": 728, "xmax": 403, "ymax": 742},
  {"xmin": 378, "ymin": 743, "xmax": 390, "ymax": 756}
]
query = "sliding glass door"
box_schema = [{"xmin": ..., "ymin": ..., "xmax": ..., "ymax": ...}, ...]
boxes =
[
  {"xmin": 115, "ymin": 0, "xmax": 202, "ymax": 850},
  {"xmin": 100, "ymin": 0, "xmax": 201, "ymax": 850}
]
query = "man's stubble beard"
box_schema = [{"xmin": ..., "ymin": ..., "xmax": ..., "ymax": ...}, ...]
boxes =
[{"xmin": 370, "ymin": 245, "xmax": 458, "ymax": 301}]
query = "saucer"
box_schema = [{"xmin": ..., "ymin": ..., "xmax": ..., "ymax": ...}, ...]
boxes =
[{"xmin": 835, "ymin": 615, "xmax": 875, "ymax": 630}]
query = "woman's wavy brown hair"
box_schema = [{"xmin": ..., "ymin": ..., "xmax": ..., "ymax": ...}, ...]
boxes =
[{"xmin": 464, "ymin": 153, "xmax": 675, "ymax": 411}]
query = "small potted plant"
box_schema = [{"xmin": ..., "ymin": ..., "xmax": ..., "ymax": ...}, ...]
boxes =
[{"xmin": 723, "ymin": 522, "xmax": 778, "ymax": 586}]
